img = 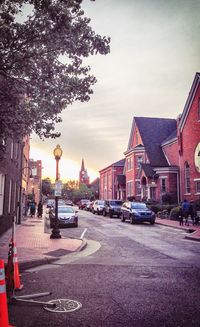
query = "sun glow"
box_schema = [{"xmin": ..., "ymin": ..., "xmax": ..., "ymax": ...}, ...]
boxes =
[{"xmin": 30, "ymin": 145, "xmax": 98, "ymax": 182}]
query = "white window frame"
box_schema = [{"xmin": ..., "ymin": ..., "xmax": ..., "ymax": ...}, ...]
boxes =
[{"xmin": 195, "ymin": 180, "xmax": 200, "ymax": 194}]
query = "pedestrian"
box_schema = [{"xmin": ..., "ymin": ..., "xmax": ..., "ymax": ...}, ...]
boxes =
[
  {"xmin": 189, "ymin": 201, "xmax": 195, "ymax": 225},
  {"xmin": 30, "ymin": 201, "xmax": 36, "ymax": 217},
  {"xmin": 178, "ymin": 206, "xmax": 184, "ymax": 226},
  {"xmin": 37, "ymin": 201, "xmax": 43, "ymax": 218},
  {"xmin": 181, "ymin": 199, "xmax": 190, "ymax": 226}
]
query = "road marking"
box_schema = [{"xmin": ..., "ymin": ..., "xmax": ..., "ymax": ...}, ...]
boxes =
[{"xmin": 80, "ymin": 228, "xmax": 87, "ymax": 240}]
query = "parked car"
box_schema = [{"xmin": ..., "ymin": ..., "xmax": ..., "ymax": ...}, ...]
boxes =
[
  {"xmin": 50, "ymin": 205, "xmax": 78, "ymax": 228},
  {"xmin": 120, "ymin": 201, "xmax": 156, "ymax": 225},
  {"xmin": 92, "ymin": 200, "xmax": 105, "ymax": 215},
  {"xmin": 103, "ymin": 200, "xmax": 123, "ymax": 218},
  {"xmin": 85, "ymin": 201, "xmax": 92, "ymax": 211},
  {"xmin": 78, "ymin": 199, "xmax": 90, "ymax": 210},
  {"xmin": 46, "ymin": 199, "xmax": 65, "ymax": 209},
  {"xmin": 89, "ymin": 201, "xmax": 95, "ymax": 212},
  {"xmin": 65, "ymin": 200, "xmax": 73, "ymax": 206}
]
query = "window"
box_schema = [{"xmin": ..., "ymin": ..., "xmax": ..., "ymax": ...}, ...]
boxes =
[
  {"xmin": 136, "ymin": 156, "xmax": 143, "ymax": 168},
  {"xmin": 194, "ymin": 143, "xmax": 200, "ymax": 173},
  {"xmin": 127, "ymin": 157, "xmax": 133, "ymax": 171},
  {"xmin": 195, "ymin": 180, "xmax": 200, "ymax": 193},
  {"xmin": 0, "ymin": 174, "xmax": 5, "ymax": 215},
  {"xmin": 135, "ymin": 181, "xmax": 141, "ymax": 195},
  {"xmin": 160, "ymin": 178, "xmax": 166, "ymax": 193},
  {"xmin": 127, "ymin": 181, "xmax": 133, "ymax": 196},
  {"xmin": 184, "ymin": 162, "xmax": 191, "ymax": 193}
]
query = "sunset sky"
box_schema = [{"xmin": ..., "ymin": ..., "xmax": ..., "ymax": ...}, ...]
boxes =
[{"xmin": 29, "ymin": 0, "xmax": 200, "ymax": 182}]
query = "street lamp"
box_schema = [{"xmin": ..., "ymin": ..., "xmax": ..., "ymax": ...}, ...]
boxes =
[
  {"xmin": 50, "ymin": 144, "xmax": 63, "ymax": 239},
  {"xmin": 18, "ymin": 166, "xmax": 33, "ymax": 224}
]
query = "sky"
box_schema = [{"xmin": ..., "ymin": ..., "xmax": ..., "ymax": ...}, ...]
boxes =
[{"xmin": 29, "ymin": 0, "xmax": 200, "ymax": 182}]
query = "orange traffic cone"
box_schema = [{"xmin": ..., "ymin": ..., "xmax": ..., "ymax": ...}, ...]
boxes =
[
  {"xmin": 0, "ymin": 260, "xmax": 14, "ymax": 327},
  {"xmin": 12, "ymin": 242, "xmax": 23, "ymax": 291}
]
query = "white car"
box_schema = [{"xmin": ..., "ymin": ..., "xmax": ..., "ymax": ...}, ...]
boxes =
[
  {"xmin": 50, "ymin": 205, "xmax": 78, "ymax": 227},
  {"xmin": 92, "ymin": 200, "xmax": 105, "ymax": 215}
]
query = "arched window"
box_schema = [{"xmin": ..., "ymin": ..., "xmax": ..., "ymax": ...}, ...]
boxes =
[{"xmin": 184, "ymin": 162, "xmax": 191, "ymax": 193}]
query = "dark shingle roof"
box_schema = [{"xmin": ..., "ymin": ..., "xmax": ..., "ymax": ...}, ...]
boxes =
[
  {"xmin": 134, "ymin": 117, "xmax": 177, "ymax": 167},
  {"xmin": 140, "ymin": 163, "xmax": 154, "ymax": 178},
  {"xmin": 116, "ymin": 174, "xmax": 126, "ymax": 186},
  {"xmin": 112, "ymin": 158, "xmax": 125, "ymax": 167},
  {"xmin": 162, "ymin": 129, "xmax": 177, "ymax": 145}
]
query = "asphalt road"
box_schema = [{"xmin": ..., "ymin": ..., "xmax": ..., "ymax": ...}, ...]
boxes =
[{"xmin": 9, "ymin": 209, "xmax": 200, "ymax": 327}]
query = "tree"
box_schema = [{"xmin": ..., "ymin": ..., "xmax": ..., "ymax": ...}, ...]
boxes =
[
  {"xmin": 42, "ymin": 177, "xmax": 53, "ymax": 196},
  {"xmin": 0, "ymin": 0, "xmax": 110, "ymax": 144}
]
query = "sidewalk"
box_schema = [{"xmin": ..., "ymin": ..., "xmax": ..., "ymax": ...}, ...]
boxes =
[
  {"xmin": 0, "ymin": 215, "xmax": 86, "ymax": 271},
  {"xmin": 156, "ymin": 217, "xmax": 200, "ymax": 242}
]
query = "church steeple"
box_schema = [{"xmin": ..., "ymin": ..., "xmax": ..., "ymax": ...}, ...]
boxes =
[
  {"xmin": 79, "ymin": 158, "xmax": 90, "ymax": 186},
  {"xmin": 81, "ymin": 158, "xmax": 85, "ymax": 171}
]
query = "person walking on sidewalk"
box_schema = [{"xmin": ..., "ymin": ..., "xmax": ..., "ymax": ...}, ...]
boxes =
[
  {"xmin": 178, "ymin": 206, "xmax": 184, "ymax": 226},
  {"xmin": 37, "ymin": 201, "xmax": 43, "ymax": 218},
  {"xmin": 189, "ymin": 200, "xmax": 195, "ymax": 225},
  {"xmin": 30, "ymin": 201, "xmax": 36, "ymax": 217},
  {"xmin": 182, "ymin": 199, "xmax": 190, "ymax": 226}
]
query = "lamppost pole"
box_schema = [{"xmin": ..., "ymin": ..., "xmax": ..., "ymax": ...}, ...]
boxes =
[{"xmin": 50, "ymin": 144, "xmax": 62, "ymax": 239}]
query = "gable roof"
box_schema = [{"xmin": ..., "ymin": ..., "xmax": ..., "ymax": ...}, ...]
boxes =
[
  {"xmin": 140, "ymin": 163, "xmax": 155, "ymax": 178},
  {"xmin": 179, "ymin": 72, "xmax": 200, "ymax": 131},
  {"xmin": 161, "ymin": 129, "xmax": 177, "ymax": 146},
  {"xmin": 99, "ymin": 158, "xmax": 125, "ymax": 173},
  {"xmin": 112, "ymin": 158, "xmax": 125, "ymax": 167},
  {"xmin": 132, "ymin": 117, "xmax": 177, "ymax": 167}
]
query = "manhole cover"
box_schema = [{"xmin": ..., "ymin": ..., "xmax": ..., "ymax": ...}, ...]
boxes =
[{"xmin": 44, "ymin": 299, "xmax": 82, "ymax": 313}]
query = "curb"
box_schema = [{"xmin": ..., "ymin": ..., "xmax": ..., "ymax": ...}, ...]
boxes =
[
  {"xmin": 156, "ymin": 221, "xmax": 200, "ymax": 242},
  {"xmin": 18, "ymin": 238, "xmax": 87, "ymax": 272}
]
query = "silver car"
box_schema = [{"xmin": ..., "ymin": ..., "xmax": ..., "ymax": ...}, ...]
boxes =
[{"xmin": 50, "ymin": 205, "xmax": 78, "ymax": 228}]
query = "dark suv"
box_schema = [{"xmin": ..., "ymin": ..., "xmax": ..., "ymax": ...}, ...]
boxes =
[
  {"xmin": 120, "ymin": 201, "xmax": 155, "ymax": 224},
  {"xmin": 103, "ymin": 200, "xmax": 123, "ymax": 218}
]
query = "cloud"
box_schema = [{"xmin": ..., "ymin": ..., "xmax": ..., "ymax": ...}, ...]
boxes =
[{"xmin": 31, "ymin": 0, "xmax": 200, "ymax": 180}]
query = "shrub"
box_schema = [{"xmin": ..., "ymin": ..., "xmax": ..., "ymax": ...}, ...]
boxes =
[
  {"xmin": 169, "ymin": 206, "xmax": 181, "ymax": 220},
  {"xmin": 162, "ymin": 192, "xmax": 177, "ymax": 204}
]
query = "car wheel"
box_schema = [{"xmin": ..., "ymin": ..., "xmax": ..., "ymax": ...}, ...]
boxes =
[
  {"xmin": 109, "ymin": 212, "xmax": 113, "ymax": 218},
  {"xmin": 103, "ymin": 210, "xmax": 106, "ymax": 216},
  {"xmin": 97, "ymin": 209, "xmax": 100, "ymax": 215},
  {"xmin": 121, "ymin": 213, "xmax": 125, "ymax": 222},
  {"xmin": 92, "ymin": 209, "xmax": 95, "ymax": 214},
  {"xmin": 150, "ymin": 220, "xmax": 155, "ymax": 225}
]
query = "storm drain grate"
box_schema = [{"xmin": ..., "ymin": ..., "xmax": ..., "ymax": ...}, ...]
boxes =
[
  {"xmin": 44, "ymin": 299, "xmax": 82, "ymax": 313},
  {"xmin": 44, "ymin": 248, "xmax": 72, "ymax": 257}
]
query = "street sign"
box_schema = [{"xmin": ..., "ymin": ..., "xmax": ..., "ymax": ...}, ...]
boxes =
[{"xmin": 54, "ymin": 180, "xmax": 62, "ymax": 196}]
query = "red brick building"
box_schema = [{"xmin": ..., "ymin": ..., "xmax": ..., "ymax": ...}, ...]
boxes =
[
  {"xmin": 124, "ymin": 72, "xmax": 200, "ymax": 203},
  {"xmin": 99, "ymin": 72, "xmax": 200, "ymax": 204},
  {"xmin": 99, "ymin": 159, "xmax": 125, "ymax": 200},
  {"xmin": 28, "ymin": 159, "xmax": 42, "ymax": 205}
]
